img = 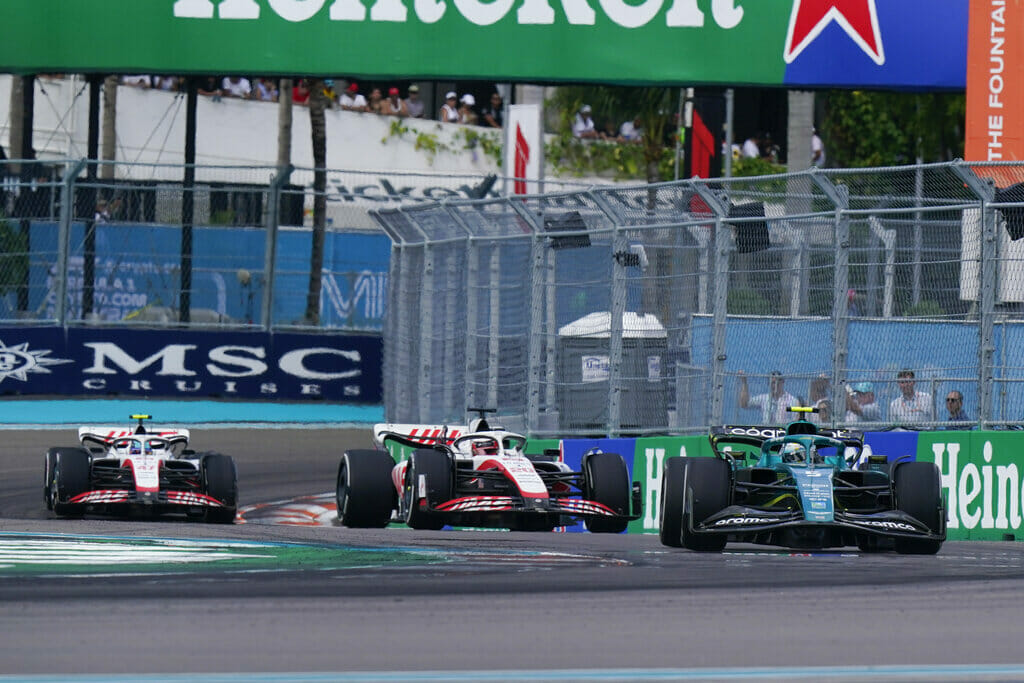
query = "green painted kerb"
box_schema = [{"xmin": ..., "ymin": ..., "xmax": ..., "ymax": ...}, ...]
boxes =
[{"xmin": 0, "ymin": 533, "xmax": 441, "ymax": 575}]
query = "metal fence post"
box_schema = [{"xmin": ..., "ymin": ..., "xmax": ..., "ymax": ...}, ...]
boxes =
[
  {"xmin": 261, "ymin": 164, "xmax": 292, "ymax": 330},
  {"xmin": 694, "ymin": 182, "xmax": 729, "ymax": 425},
  {"xmin": 56, "ymin": 159, "xmax": 87, "ymax": 326},
  {"xmin": 812, "ymin": 170, "xmax": 850, "ymax": 425},
  {"xmin": 953, "ymin": 161, "xmax": 996, "ymax": 426},
  {"xmin": 511, "ymin": 200, "xmax": 547, "ymax": 434}
]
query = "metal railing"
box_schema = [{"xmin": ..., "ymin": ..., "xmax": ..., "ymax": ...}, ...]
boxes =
[{"xmin": 371, "ymin": 161, "xmax": 1024, "ymax": 434}]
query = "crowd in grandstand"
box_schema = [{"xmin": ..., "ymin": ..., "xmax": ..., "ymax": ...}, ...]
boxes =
[{"xmin": 121, "ymin": 75, "xmax": 504, "ymax": 128}]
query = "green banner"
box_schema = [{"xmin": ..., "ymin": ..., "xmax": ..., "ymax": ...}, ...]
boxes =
[
  {"xmin": 1, "ymin": 0, "xmax": 788, "ymax": 83},
  {"xmin": 918, "ymin": 431, "xmax": 1024, "ymax": 542},
  {"xmin": 628, "ymin": 435, "xmax": 711, "ymax": 534}
]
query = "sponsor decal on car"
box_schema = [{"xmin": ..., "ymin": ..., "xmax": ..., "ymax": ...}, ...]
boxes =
[{"xmin": 713, "ymin": 517, "xmax": 776, "ymax": 526}]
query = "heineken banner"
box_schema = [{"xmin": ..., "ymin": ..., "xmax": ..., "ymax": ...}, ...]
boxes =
[
  {"xmin": 2, "ymin": 1, "xmax": 966, "ymax": 88},
  {"xmin": 534, "ymin": 431, "xmax": 1024, "ymax": 539}
]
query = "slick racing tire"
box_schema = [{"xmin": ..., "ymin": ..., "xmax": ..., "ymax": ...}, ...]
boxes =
[
  {"xmin": 658, "ymin": 457, "xmax": 687, "ymax": 547},
  {"xmin": 582, "ymin": 452, "xmax": 630, "ymax": 533},
  {"xmin": 403, "ymin": 449, "xmax": 452, "ymax": 531},
  {"xmin": 337, "ymin": 450, "xmax": 396, "ymax": 528},
  {"xmin": 892, "ymin": 461, "xmax": 943, "ymax": 555},
  {"xmin": 201, "ymin": 453, "xmax": 238, "ymax": 524},
  {"xmin": 44, "ymin": 447, "xmax": 88, "ymax": 511},
  {"xmin": 680, "ymin": 457, "xmax": 730, "ymax": 552},
  {"xmin": 52, "ymin": 449, "xmax": 92, "ymax": 518}
]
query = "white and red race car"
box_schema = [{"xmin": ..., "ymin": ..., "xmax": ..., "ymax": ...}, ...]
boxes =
[
  {"xmin": 335, "ymin": 412, "xmax": 641, "ymax": 532},
  {"xmin": 44, "ymin": 414, "xmax": 237, "ymax": 523}
]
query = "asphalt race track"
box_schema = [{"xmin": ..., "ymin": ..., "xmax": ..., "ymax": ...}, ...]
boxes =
[{"xmin": 4, "ymin": 427, "xmax": 1024, "ymax": 681}]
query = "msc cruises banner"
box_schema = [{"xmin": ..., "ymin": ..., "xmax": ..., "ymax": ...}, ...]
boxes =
[
  {"xmin": 0, "ymin": 1, "xmax": 966, "ymax": 89},
  {"xmin": 0, "ymin": 327, "xmax": 382, "ymax": 402}
]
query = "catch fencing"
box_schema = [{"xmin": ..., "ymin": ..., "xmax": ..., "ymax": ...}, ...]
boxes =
[
  {"xmin": 372, "ymin": 161, "xmax": 1024, "ymax": 435},
  {"xmin": 0, "ymin": 159, "xmax": 535, "ymax": 331}
]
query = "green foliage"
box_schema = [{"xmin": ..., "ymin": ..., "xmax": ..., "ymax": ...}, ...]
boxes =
[
  {"xmin": 731, "ymin": 156, "xmax": 786, "ymax": 178},
  {"xmin": 382, "ymin": 118, "xmax": 501, "ymax": 165},
  {"xmin": 0, "ymin": 218, "xmax": 28, "ymax": 296},
  {"xmin": 903, "ymin": 300, "xmax": 946, "ymax": 318},
  {"xmin": 821, "ymin": 91, "xmax": 965, "ymax": 168},
  {"xmin": 727, "ymin": 288, "xmax": 773, "ymax": 315},
  {"xmin": 546, "ymin": 85, "xmax": 681, "ymax": 182}
]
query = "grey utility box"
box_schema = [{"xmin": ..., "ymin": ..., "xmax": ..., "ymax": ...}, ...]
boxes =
[{"xmin": 556, "ymin": 311, "xmax": 668, "ymax": 432}]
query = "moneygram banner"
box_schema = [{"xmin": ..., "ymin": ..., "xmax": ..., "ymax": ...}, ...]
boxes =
[{"xmin": 0, "ymin": 1, "xmax": 966, "ymax": 88}]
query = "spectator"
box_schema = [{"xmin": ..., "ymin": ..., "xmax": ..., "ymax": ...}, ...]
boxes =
[
  {"xmin": 573, "ymin": 104, "xmax": 600, "ymax": 140},
  {"xmin": 292, "ymin": 79, "xmax": 311, "ymax": 106},
  {"xmin": 808, "ymin": 374, "xmax": 831, "ymax": 425},
  {"xmin": 601, "ymin": 120, "xmax": 622, "ymax": 142},
  {"xmin": 741, "ymin": 133, "xmax": 761, "ymax": 158},
  {"xmin": 221, "ymin": 76, "xmax": 252, "ymax": 98},
  {"xmin": 889, "ymin": 369, "xmax": 933, "ymax": 424},
  {"xmin": 367, "ymin": 87, "xmax": 385, "ymax": 115},
  {"xmin": 944, "ymin": 390, "xmax": 970, "ymax": 427},
  {"xmin": 458, "ymin": 94, "xmax": 478, "ymax": 125},
  {"xmin": 382, "ymin": 87, "xmax": 408, "ymax": 117},
  {"xmin": 480, "ymin": 92, "xmax": 503, "ymax": 128},
  {"xmin": 845, "ymin": 382, "xmax": 881, "ymax": 422},
  {"xmin": 405, "ymin": 85, "xmax": 425, "ymax": 118},
  {"xmin": 198, "ymin": 77, "xmax": 223, "ymax": 100},
  {"xmin": 619, "ymin": 116, "xmax": 643, "ymax": 142},
  {"xmin": 153, "ymin": 76, "xmax": 181, "ymax": 92},
  {"xmin": 320, "ymin": 79, "xmax": 338, "ymax": 106},
  {"xmin": 122, "ymin": 75, "xmax": 151, "ymax": 88},
  {"xmin": 812, "ymin": 127, "xmax": 826, "ymax": 167},
  {"xmin": 439, "ymin": 91, "xmax": 459, "ymax": 123},
  {"xmin": 255, "ymin": 78, "xmax": 278, "ymax": 102},
  {"xmin": 761, "ymin": 132, "xmax": 779, "ymax": 162},
  {"xmin": 94, "ymin": 199, "xmax": 111, "ymax": 223},
  {"xmin": 738, "ymin": 370, "xmax": 799, "ymax": 425},
  {"xmin": 339, "ymin": 82, "xmax": 368, "ymax": 112},
  {"xmin": 847, "ymin": 289, "xmax": 861, "ymax": 316}
]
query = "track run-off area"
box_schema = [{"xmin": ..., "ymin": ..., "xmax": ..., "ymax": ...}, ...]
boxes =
[{"xmin": 3, "ymin": 415, "xmax": 1024, "ymax": 681}]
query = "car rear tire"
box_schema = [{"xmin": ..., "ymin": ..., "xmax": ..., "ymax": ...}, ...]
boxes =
[
  {"xmin": 403, "ymin": 449, "xmax": 451, "ymax": 530},
  {"xmin": 52, "ymin": 449, "xmax": 92, "ymax": 518},
  {"xmin": 337, "ymin": 450, "xmax": 396, "ymax": 528},
  {"xmin": 892, "ymin": 461, "xmax": 943, "ymax": 555},
  {"xmin": 583, "ymin": 452, "xmax": 630, "ymax": 533},
  {"xmin": 202, "ymin": 454, "xmax": 238, "ymax": 524},
  {"xmin": 658, "ymin": 457, "xmax": 687, "ymax": 547},
  {"xmin": 680, "ymin": 457, "xmax": 730, "ymax": 551}
]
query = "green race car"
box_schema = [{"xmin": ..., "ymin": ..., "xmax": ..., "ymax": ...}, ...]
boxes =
[{"xmin": 659, "ymin": 408, "xmax": 946, "ymax": 554}]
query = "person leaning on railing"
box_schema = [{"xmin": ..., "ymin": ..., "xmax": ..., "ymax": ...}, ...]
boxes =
[{"xmin": 889, "ymin": 369, "xmax": 933, "ymax": 424}]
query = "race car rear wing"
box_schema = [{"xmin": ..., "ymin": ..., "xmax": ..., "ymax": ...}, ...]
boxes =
[
  {"xmin": 709, "ymin": 424, "xmax": 865, "ymax": 460},
  {"xmin": 372, "ymin": 423, "xmax": 466, "ymax": 449},
  {"xmin": 78, "ymin": 426, "xmax": 190, "ymax": 453}
]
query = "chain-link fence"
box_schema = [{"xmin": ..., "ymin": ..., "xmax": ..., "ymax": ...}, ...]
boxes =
[
  {"xmin": 372, "ymin": 161, "xmax": 1024, "ymax": 435},
  {"xmin": 0, "ymin": 159, "xmax": 538, "ymax": 331}
]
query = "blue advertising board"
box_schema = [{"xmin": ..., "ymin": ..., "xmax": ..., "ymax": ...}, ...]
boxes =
[
  {"xmin": 0, "ymin": 326, "xmax": 381, "ymax": 402},
  {"xmin": 28, "ymin": 222, "xmax": 390, "ymax": 330}
]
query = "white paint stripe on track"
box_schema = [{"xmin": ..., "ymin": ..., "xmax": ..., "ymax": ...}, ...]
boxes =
[{"xmin": 5, "ymin": 665, "xmax": 1024, "ymax": 681}]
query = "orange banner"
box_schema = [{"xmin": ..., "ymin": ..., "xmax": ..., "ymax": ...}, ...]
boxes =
[{"xmin": 966, "ymin": 0, "xmax": 1024, "ymax": 186}]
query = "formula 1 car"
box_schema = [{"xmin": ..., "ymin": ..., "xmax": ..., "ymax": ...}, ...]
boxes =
[
  {"xmin": 335, "ymin": 411, "xmax": 642, "ymax": 532},
  {"xmin": 44, "ymin": 414, "xmax": 237, "ymax": 523},
  {"xmin": 659, "ymin": 407, "xmax": 945, "ymax": 554}
]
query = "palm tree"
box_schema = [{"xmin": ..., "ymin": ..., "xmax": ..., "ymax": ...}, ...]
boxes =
[{"xmin": 304, "ymin": 79, "xmax": 328, "ymax": 325}]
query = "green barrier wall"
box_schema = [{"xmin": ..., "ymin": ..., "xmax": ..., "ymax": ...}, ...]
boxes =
[{"xmin": 918, "ymin": 431, "xmax": 1024, "ymax": 541}]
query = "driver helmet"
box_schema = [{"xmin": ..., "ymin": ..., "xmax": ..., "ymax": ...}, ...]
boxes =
[
  {"xmin": 472, "ymin": 440, "xmax": 498, "ymax": 456},
  {"xmin": 129, "ymin": 439, "xmax": 142, "ymax": 455},
  {"xmin": 781, "ymin": 442, "xmax": 804, "ymax": 463}
]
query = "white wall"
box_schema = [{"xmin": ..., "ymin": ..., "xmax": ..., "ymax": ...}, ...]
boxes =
[{"xmin": 0, "ymin": 75, "xmax": 501, "ymax": 177}]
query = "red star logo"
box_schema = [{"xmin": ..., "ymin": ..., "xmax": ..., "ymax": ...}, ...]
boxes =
[{"xmin": 784, "ymin": 0, "xmax": 885, "ymax": 65}]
